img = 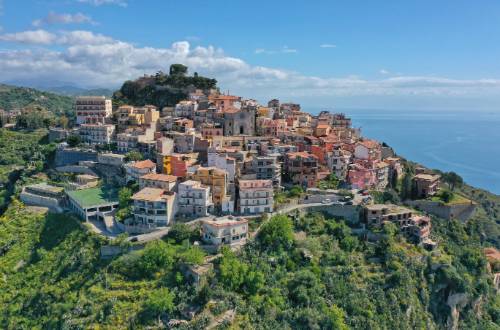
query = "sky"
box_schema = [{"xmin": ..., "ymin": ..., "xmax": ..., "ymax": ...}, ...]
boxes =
[{"xmin": 1, "ymin": 0, "xmax": 500, "ymax": 110}]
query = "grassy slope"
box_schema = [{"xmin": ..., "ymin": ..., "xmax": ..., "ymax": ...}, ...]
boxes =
[{"xmin": 455, "ymin": 184, "xmax": 500, "ymax": 248}]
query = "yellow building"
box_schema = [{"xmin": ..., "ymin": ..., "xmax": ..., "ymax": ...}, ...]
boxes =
[{"xmin": 189, "ymin": 167, "xmax": 227, "ymax": 207}]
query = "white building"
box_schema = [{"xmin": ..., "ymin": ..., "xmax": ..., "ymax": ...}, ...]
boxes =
[
  {"xmin": 201, "ymin": 216, "xmax": 248, "ymax": 247},
  {"xmin": 207, "ymin": 148, "xmax": 236, "ymax": 182},
  {"xmin": 177, "ymin": 180, "xmax": 213, "ymax": 218},
  {"xmin": 78, "ymin": 124, "xmax": 115, "ymax": 145},
  {"xmin": 131, "ymin": 188, "xmax": 177, "ymax": 228},
  {"xmin": 238, "ymin": 179, "xmax": 274, "ymax": 215},
  {"xmin": 75, "ymin": 96, "xmax": 112, "ymax": 125},
  {"xmin": 327, "ymin": 148, "xmax": 352, "ymax": 180},
  {"xmin": 139, "ymin": 173, "xmax": 178, "ymax": 191},
  {"xmin": 124, "ymin": 159, "xmax": 156, "ymax": 183},
  {"xmin": 174, "ymin": 100, "xmax": 198, "ymax": 118}
]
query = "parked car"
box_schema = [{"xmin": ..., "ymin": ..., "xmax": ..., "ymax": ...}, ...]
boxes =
[
  {"xmin": 322, "ymin": 198, "xmax": 331, "ymax": 204},
  {"xmin": 341, "ymin": 195, "xmax": 352, "ymax": 202}
]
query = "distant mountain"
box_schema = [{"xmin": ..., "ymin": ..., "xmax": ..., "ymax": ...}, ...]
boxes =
[
  {"xmin": 0, "ymin": 84, "xmax": 74, "ymax": 117},
  {"xmin": 40, "ymin": 85, "xmax": 114, "ymax": 97}
]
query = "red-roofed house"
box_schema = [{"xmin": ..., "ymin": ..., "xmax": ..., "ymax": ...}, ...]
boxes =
[{"xmin": 125, "ymin": 159, "xmax": 156, "ymax": 183}]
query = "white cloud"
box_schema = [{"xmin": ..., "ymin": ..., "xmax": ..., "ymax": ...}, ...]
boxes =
[
  {"xmin": 0, "ymin": 29, "xmax": 115, "ymax": 45},
  {"xmin": 0, "ymin": 29, "xmax": 499, "ymax": 103},
  {"xmin": 379, "ymin": 69, "xmax": 390, "ymax": 75},
  {"xmin": 255, "ymin": 46, "xmax": 298, "ymax": 55},
  {"xmin": 33, "ymin": 12, "xmax": 96, "ymax": 27},
  {"xmin": 0, "ymin": 30, "xmax": 57, "ymax": 44},
  {"xmin": 320, "ymin": 44, "xmax": 336, "ymax": 48},
  {"xmin": 77, "ymin": 0, "xmax": 127, "ymax": 7}
]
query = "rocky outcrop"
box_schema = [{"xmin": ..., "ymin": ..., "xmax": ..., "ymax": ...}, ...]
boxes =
[{"xmin": 446, "ymin": 293, "xmax": 469, "ymax": 330}]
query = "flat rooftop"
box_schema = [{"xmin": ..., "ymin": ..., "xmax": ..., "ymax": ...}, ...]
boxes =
[
  {"xmin": 27, "ymin": 182, "xmax": 64, "ymax": 194},
  {"xmin": 67, "ymin": 187, "xmax": 118, "ymax": 208}
]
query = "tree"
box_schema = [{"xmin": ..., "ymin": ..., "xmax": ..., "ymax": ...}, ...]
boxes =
[
  {"xmin": 318, "ymin": 173, "xmax": 339, "ymax": 190},
  {"xmin": 118, "ymin": 187, "xmax": 132, "ymax": 208},
  {"xmin": 167, "ymin": 223, "xmax": 196, "ymax": 244},
  {"xmin": 125, "ymin": 150, "xmax": 143, "ymax": 162},
  {"xmin": 143, "ymin": 288, "xmax": 174, "ymax": 325},
  {"xmin": 258, "ymin": 215, "xmax": 294, "ymax": 252},
  {"xmin": 442, "ymin": 171, "xmax": 463, "ymax": 191},
  {"xmin": 140, "ymin": 241, "xmax": 175, "ymax": 275},
  {"xmin": 325, "ymin": 305, "xmax": 349, "ymax": 330},
  {"xmin": 59, "ymin": 115, "xmax": 69, "ymax": 129},
  {"xmin": 67, "ymin": 135, "xmax": 81, "ymax": 147},
  {"xmin": 218, "ymin": 247, "xmax": 249, "ymax": 291},
  {"xmin": 169, "ymin": 64, "xmax": 188, "ymax": 76},
  {"xmin": 178, "ymin": 245, "xmax": 205, "ymax": 265},
  {"xmin": 287, "ymin": 270, "xmax": 323, "ymax": 307},
  {"xmin": 440, "ymin": 190, "xmax": 454, "ymax": 203},
  {"xmin": 400, "ymin": 169, "xmax": 414, "ymax": 200},
  {"xmin": 288, "ymin": 185, "xmax": 304, "ymax": 198}
]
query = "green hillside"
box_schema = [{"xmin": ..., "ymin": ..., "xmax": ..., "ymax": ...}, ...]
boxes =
[
  {"xmin": 112, "ymin": 64, "xmax": 218, "ymax": 109},
  {"xmin": 0, "ymin": 84, "xmax": 74, "ymax": 117}
]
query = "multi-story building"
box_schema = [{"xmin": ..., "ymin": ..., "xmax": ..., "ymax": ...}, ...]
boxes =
[
  {"xmin": 75, "ymin": 96, "xmax": 112, "ymax": 125},
  {"xmin": 347, "ymin": 163, "xmax": 376, "ymax": 190},
  {"xmin": 209, "ymin": 94, "xmax": 241, "ymax": 112},
  {"xmin": 364, "ymin": 204, "xmax": 414, "ymax": 227},
  {"xmin": 364, "ymin": 204, "xmax": 431, "ymax": 243},
  {"xmin": 326, "ymin": 148, "xmax": 352, "ymax": 181},
  {"xmin": 374, "ymin": 160, "xmax": 390, "ymax": 190},
  {"xmin": 200, "ymin": 123, "xmax": 223, "ymax": 140},
  {"xmin": 124, "ymin": 159, "xmax": 156, "ymax": 183},
  {"xmin": 207, "ymin": 148, "xmax": 237, "ymax": 182},
  {"xmin": 201, "ymin": 216, "xmax": 248, "ymax": 247},
  {"xmin": 256, "ymin": 118, "xmax": 287, "ymax": 137},
  {"xmin": 189, "ymin": 167, "xmax": 230, "ymax": 211},
  {"xmin": 238, "ymin": 179, "xmax": 273, "ymax": 214},
  {"xmin": 245, "ymin": 155, "xmax": 281, "ymax": 187},
  {"xmin": 354, "ymin": 140, "xmax": 381, "ymax": 161},
  {"xmin": 116, "ymin": 126, "xmax": 156, "ymax": 153},
  {"xmin": 139, "ymin": 173, "xmax": 178, "ymax": 191},
  {"xmin": 117, "ymin": 105, "xmax": 159, "ymax": 127},
  {"xmin": 161, "ymin": 153, "xmax": 198, "ymax": 177},
  {"xmin": 78, "ymin": 124, "xmax": 115, "ymax": 145},
  {"xmin": 131, "ymin": 188, "xmax": 177, "ymax": 228},
  {"xmin": 177, "ymin": 180, "xmax": 213, "ymax": 217},
  {"xmin": 175, "ymin": 100, "xmax": 198, "ymax": 118},
  {"xmin": 284, "ymin": 151, "xmax": 319, "ymax": 188},
  {"xmin": 413, "ymin": 173, "xmax": 441, "ymax": 198},
  {"xmin": 220, "ymin": 107, "xmax": 255, "ymax": 136}
]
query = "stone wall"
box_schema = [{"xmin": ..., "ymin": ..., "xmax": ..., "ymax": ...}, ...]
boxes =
[
  {"xmin": 295, "ymin": 204, "xmax": 362, "ymax": 224},
  {"xmin": 407, "ymin": 200, "xmax": 476, "ymax": 222}
]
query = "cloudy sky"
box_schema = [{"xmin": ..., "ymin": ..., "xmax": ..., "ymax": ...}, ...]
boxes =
[{"xmin": 1, "ymin": 0, "xmax": 500, "ymax": 110}]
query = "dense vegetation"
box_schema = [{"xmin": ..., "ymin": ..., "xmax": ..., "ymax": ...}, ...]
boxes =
[
  {"xmin": 112, "ymin": 64, "xmax": 218, "ymax": 109},
  {"xmin": 1, "ymin": 203, "xmax": 498, "ymax": 329},
  {"xmin": 0, "ymin": 84, "xmax": 74, "ymax": 117},
  {"xmin": 0, "ymin": 129, "xmax": 55, "ymax": 212}
]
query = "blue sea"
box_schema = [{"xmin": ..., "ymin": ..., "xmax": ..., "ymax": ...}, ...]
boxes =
[{"xmin": 333, "ymin": 109, "xmax": 500, "ymax": 195}]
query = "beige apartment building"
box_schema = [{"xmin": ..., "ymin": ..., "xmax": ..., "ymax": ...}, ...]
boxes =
[
  {"xmin": 75, "ymin": 96, "xmax": 112, "ymax": 125},
  {"xmin": 78, "ymin": 123, "xmax": 115, "ymax": 145},
  {"xmin": 238, "ymin": 179, "xmax": 274, "ymax": 215}
]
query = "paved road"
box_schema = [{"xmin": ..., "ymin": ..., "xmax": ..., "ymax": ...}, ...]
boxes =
[{"xmin": 90, "ymin": 192, "xmax": 363, "ymax": 244}]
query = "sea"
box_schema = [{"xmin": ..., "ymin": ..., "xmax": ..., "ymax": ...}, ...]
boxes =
[{"xmin": 313, "ymin": 108, "xmax": 500, "ymax": 195}]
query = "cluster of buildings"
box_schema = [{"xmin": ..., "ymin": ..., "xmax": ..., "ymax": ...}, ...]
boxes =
[{"xmin": 38, "ymin": 90, "xmax": 441, "ymax": 246}]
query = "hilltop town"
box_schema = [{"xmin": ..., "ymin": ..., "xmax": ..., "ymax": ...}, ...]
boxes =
[
  {"xmin": 1, "ymin": 66, "xmax": 498, "ymax": 329},
  {"xmin": 14, "ymin": 65, "xmax": 478, "ymax": 251}
]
